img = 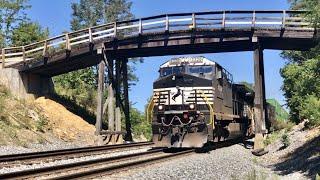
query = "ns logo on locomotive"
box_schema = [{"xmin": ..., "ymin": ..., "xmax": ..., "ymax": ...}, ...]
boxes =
[{"xmin": 149, "ymin": 57, "xmax": 256, "ymax": 148}]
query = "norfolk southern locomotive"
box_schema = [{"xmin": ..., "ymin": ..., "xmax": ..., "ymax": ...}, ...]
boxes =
[{"xmin": 150, "ymin": 57, "xmax": 255, "ymax": 148}]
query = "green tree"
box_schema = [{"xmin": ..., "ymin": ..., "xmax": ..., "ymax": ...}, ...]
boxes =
[
  {"xmin": 11, "ymin": 22, "xmax": 48, "ymax": 46},
  {"xmin": 281, "ymin": 0, "xmax": 320, "ymax": 126},
  {"xmin": 54, "ymin": 0, "xmax": 144, "ymax": 141},
  {"xmin": 0, "ymin": 0, "xmax": 30, "ymax": 48}
]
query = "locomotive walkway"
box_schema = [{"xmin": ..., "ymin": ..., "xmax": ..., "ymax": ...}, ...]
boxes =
[{"xmin": 0, "ymin": 10, "xmax": 318, "ymax": 148}]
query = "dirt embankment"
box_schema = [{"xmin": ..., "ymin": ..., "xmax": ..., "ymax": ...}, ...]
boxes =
[
  {"xmin": 0, "ymin": 85, "xmax": 97, "ymax": 151},
  {"xmin": 35, "ymin": 97, "xmax": 97, "ymax": 145}
]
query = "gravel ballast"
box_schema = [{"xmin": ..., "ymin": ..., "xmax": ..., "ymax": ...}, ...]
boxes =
[{"xmin": 106, "ymin": 144, "xmax": 275, "ymax": 180}]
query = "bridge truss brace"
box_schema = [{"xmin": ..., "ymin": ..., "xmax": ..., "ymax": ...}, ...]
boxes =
[
  {"xmin": 96, "ymin": 48, "xmax": 132, "ymax": 144},
  {"xmin": 253, "ymin": 42, "xmax": 267, "ymax": 151}
]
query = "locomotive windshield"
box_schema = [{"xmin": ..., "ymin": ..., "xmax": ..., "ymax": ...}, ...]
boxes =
[
  {"xmin": 160, "ymin": 65, "xmax": 214, "ymax": 77},
  {"xmin": 160, "ymin": 66, "xmax": 184, "ymax": 77},
  {"xmin": 188, "ymin": 65, "xmax": 214, "ymax": 74}
]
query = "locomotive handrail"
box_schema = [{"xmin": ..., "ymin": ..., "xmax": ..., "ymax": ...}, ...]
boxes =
[
  {"xmin": 0, "ymin": 10, "xmax": 313, "ymax": 68},
  {"xmin": 146, "ymin": 96, "xmax": 155, "ymax": 123},
  {"xmin": 198, "ymin": 90, "xmax": 215, "ymax": 129}
]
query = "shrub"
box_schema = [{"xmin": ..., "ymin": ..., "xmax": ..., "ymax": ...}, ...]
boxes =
[
  {"xmin": 300, "ymin": 95, "xmax": 320, "ymax": 128},
  {"xmin": 272, "ymin": 120, "xmax": 295, "ymax": 131},
  {"xmin": 264, "ymin": 131, "xmax": 280, "ymax": 146},
  {"xmin": 281, "ymin": 132, "xmax": 290, "ymax": 148}
]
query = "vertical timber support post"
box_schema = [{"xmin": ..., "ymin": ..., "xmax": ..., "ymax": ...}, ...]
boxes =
[
  {"xmin": 122, "ymin": 58, "xmax": 133, "ymax": 142},
  {"xmin": 253, "ymin": 42, "xmax": 267, "ymax": 150},
  {"xmin": 115, "ymin": 59, "xmax": 123, "ymax": 143},
  {"xmin": 95, "ymin": 49, "xmax": 105, "ymax": 135},
  {"xmin": 107, "ymin": 58, "xmax": 115, "ymax": 143}
]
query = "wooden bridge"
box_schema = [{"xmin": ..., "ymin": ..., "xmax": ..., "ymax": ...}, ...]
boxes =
[
  {"xmin": 0, "ymin": 10, "xmax": 318, "ymax": 147},
  {"xmin": 1, "ymin": 10, "xmax": 317, "ymax": 75}
]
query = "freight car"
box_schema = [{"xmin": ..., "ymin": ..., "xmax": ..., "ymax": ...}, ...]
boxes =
[{"xmin": 148, "ymin": 57, "xmax": 256, "ymax": 148}]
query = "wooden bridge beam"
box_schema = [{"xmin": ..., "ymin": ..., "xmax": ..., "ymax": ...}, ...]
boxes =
[
  {"xmin": 253, "ymin": 42, "xmax": 267, "ymax": 150},
  {"xmin": 122, "ymin": 58, "xmax": 133, "ymax": 142},
  {"xmin": 95, "ymin": 58, "xmax": 105, "ymax": 135},
  {"xmin": 115, "ymin": 59, "xmax": 122, "ymax": 142},
  {"xmin": 106, "ymin": 58, "xmax": 115, "ymax": 137}
]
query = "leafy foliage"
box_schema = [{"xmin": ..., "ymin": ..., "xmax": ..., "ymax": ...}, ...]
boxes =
[
  {"xmin": 53, "ymin": 68, "xmax": 97, "ymax": 112},
  {"xmin": 281, "ymin": 0, "xmax": 320, "ymax": 126},
  {"xmin": 300, "ymin": 95, "xmax": 320, "ymax": 127},
  {"xmin": 266, "ymin": 99, "xmax": 289, "ymax": 122},
  {"xmin": 280, "ymin": 58, "xmax": 320, "ymax": 123},
  {"xmin": 129, "ymin": 107, "xmax": 151, "ymax": 140},
  {"xmin": 11, "ymin": 22, "xmax": 48, "ymax": 46},
  {"xmin": 54, "ymin": 0, "xmax": 146, "ymax": 138},
  {"xmin": 0, "ymin": 0, "xmax": 48, "ymax": 48},
  {"xmin": 0, "ymin": 0, "xmax": 30, "ymax": 48}
]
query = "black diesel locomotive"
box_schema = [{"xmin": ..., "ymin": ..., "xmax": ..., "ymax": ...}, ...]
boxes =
[{"xmin": 150, "ymin": 57, "xmax": 255, "ymax": 148}]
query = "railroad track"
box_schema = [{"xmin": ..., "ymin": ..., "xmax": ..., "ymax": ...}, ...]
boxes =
[
  {"xmin": 0, "ymin": 141, "xmax": 153, "ymax": 167},
  {"xmin": 0, "ymin": 148, "xmax": 194, "ymax": 179}
]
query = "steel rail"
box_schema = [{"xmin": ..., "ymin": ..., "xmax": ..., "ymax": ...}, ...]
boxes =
[
  {"xmin": 0, "ymin": 141, "xmax": 153, "ymax": 163},
  {"xmin": 0, "ymin": 148, "xmax": 191, "ymax": 179},
  {"xmin": 53, "ymin": 149, "xmax": 194, "ymax": 180}
]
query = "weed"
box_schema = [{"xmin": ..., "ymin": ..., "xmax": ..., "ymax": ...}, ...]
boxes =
[
  {"xmin": 36, "ymin": 115, "xmax": 48, "ymax": 132},
  {"xmin": 281, "ymin": 132, "xmax": 290, "ymax": 148},
  {"xmin": 37, "ymin": 137, "xmax": 46, "ymax": 144}
]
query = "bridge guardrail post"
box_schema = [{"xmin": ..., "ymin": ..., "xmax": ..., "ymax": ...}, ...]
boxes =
[
  {"xmin": 252, "ymin": 11, "xmax": 256, "ymax": 29},
  {"xmin": 1, "ymin": 48, "xmax": 5, "ymax": 68},
  {"xmin": 42, "ymin": 40, "xmax": 48, "ymax": 58},
  {"xmin": 165, "ymin": 15, "xmax": 169, "ymax": 31},
  {"xmin": 222, "ymin": 11, "xmax": 226, "ymax": 29},
  {"xmin": 114, "ymin": 22, "xmax": 117, "ymax": 37},
  {"xmin": 65, "ymin": 34, "xmax": 71, "ymax": 51},
  {"xmin": 282, "ymin": 10, "xmax": 286, "ymax": 29},
  {"xmin": 139, "ymin": 19, "xmax": 142, "ymax": 34},
  {"xmin": 22, "ymin": 46, "xmax": 26, "ymax": 63},
  {"xmin": 89, "ymin": 28, "xmax": 93, "ymax": 43},
  {"xmin": 192, "ymin": 13, "xmax": 196, "ymax": 29}
]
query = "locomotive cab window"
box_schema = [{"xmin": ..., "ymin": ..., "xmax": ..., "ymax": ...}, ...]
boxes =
[
  {"xmin": 188, "ymin": 65, "xmax": 215, "ymax": 79},
  {"xmin": 160, "ymin": 66, "xmax": 184, "ymax": 77}
]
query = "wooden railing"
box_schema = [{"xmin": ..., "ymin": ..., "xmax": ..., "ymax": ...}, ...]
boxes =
[{"xmin": 0, "ymin": 10, "xmax": 313, "ymax": 68}]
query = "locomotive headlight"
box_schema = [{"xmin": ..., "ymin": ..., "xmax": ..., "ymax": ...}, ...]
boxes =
[
  {"xmin": 158, "ymin": 105, "xmax": 164, "ymax": 111},
  {"xmin": 189, "ymin": 104, "xmax": 195, "ymax": 110}
]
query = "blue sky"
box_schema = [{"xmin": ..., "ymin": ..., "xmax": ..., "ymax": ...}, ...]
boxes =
[{"xmin": 28, "ymin": 0, "xmax": 290, "ymax": 112}]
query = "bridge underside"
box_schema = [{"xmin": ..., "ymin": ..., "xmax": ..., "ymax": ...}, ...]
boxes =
[{"xmin": 6, "ymin": 28, "xmax": 317, "ymax": 77}]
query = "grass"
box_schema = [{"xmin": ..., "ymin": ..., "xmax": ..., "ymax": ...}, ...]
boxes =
[
  {"xmin": 0, "ymin": 85, "xmax": 49, "ymax": 146},
  {"xmin": 264, "ymin": 131, "xmax": 281, "ymax": 146},
  {"xmin": 245, "ymin": 169, "xmax": 268, "ymax": 180}
]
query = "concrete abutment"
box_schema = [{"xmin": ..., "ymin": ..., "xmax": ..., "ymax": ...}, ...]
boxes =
[{"xmin": 0, "ymin": 68, "xmax": 54, "ymax": 100}]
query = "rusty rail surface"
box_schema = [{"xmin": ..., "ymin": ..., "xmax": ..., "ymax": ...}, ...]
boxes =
[
  {"xmin": 0, "ymin": 141, "xmax": 153, "ymax": 163},
  {"xmin": 0, "ymin": 148, "xmax": 194, "ymax": 179},
  {"xmin": 0, "ymin": 10, "xmax": 313, "ymax": 68}
]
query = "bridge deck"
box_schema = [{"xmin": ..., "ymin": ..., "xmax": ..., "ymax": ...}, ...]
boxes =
[{"xmin": 1, "ymin": 10, "xmax": 318, "ymax": 76}]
